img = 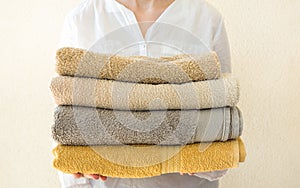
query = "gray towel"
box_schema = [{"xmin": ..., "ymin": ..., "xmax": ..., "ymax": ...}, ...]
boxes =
[{"xmin": 52, "ymin": 106, "xmax": 243, "ymax": 145}]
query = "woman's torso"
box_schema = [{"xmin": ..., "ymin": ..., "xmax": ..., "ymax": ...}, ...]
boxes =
[{"xmin": 58, "ymin": 0, "xmax": 226, "ymax": 187}]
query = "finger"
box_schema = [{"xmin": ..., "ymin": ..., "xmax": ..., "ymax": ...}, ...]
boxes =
[
  {"xmin": 179, "ymin": 172, "xmax": 184, "ymax": 175},
  {"xmin": 73, "ymin": 173, "xmax": 83, "ymax": 178},
  {"xmin": 91, "ymin": 174, "xmax": 100, "ymax": 180},
  {"xmin": 188, "ymin": 173, "xmax": 195, "ymax": 175},
  {"xmin": 99, "ymin": 175, "xmax": 107, "ymax": 181},
  {"xmin": 84, "ymin": 174, "xmax": 100, "ymax": 180}
]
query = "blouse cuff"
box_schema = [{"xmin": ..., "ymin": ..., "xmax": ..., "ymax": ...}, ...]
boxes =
[
  {"xmin": 193, "ymin": 169, "xmax": 228, "ymax": 181},
  {"xmin": 66, "ymin": 183, "xmax": 93, "ymax": 188}
]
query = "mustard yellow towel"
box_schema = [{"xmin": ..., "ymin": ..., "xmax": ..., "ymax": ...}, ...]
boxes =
[
  {"xmin": 50, "ymin": 75, "xmax": 239, "ymax": 110},
  {"xmin": 56, "ymin": 47, "xmax": 221, "ymax": 84},
  {"xmin": 52, "ymin": 138, "xmax": 246, "ymax": 178}
]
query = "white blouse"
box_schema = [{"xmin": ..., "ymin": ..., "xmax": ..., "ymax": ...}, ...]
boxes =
[{"xmin": 57, "ymin": 0, "xmax": 231, "ymax": 187}]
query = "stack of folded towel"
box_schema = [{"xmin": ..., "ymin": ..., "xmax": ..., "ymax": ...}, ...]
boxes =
[{"xmin": 50, "ymin": 47, "xmax": 246, "ymax": 178}]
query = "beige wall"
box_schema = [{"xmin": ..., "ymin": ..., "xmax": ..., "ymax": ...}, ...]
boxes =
[
  {"xmin": 209, "ymin": 1, "xmax": 300, "ymax": 187},
  {"xmin": 0, "ymin": 0, "xmax": 299, "ymax": 187}
]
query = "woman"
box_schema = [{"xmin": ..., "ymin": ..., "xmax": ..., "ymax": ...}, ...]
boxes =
[{"xmin": 57, "ymin": 0, "xmax": 231, "ymax": 187}]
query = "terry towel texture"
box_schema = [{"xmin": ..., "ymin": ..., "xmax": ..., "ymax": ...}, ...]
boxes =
[
  {"xmin": 56, "ymin": 47, "xmax": 221, "ymax": 84},
  {"xmin": 52, "ymin": 138, "xmax": 246, "ymax": 178},
  {"xmin": 52, "ymin": 105, "xmax": 243, "ymax": 145},
  {"xmin": 50, "ymin": 75, "xmax": 239, "ymax": 110},
  {"xmin": 51, "ymin": 48, "xmax": 247, "ymax": 178}
]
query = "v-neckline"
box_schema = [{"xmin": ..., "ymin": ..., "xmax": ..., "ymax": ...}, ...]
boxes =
[{"xmin": 113, "ymin": 0, "xmax": 177, "ymax": 41}]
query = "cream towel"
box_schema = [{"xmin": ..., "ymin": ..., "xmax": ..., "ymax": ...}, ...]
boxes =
[
  {"xmin": 52, "ymin": 138, "xmax": 246, "ymax": 178},
  {"xmin": 52, "ymin": 106, "xmax": 243, "ymax": 145},
  {"xmin": 50, "ymin": 75, "xmax": 239, "ymax": 110},
  {"xmin": 56, "ymin": 47, "xmax": 221, "ymax": 84}
]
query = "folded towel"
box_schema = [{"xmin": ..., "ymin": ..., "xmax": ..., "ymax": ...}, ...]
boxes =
[
  {"xmin": 52, "ymin": 138, "xmax": 246, "ymax": 178},
  {"xmin": 56, "ymin": 47, "xmax": 221, "ymax": 84},
  {"xmin": 52, "ymin": 105, "xmax": 243, "ymax": 145},
  {"xmin": 50, "ymin": 75, "xmax": 239, "ymax": 110}
]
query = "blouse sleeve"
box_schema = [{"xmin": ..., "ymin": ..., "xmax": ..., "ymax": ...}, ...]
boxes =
[
  {"xmin": 57, "ymin": 171, "xmax": 92, "ymax": 188},
  {"xmin": 193, "ymin": 17, "xmax": 231, "ymax": 181},
  {"xmin": 193, "ymin": 169, "xmax": 228, "ymax": 181},
  {"xmin": 212, "ymin": 18, "xmax": 232, "ymax": 74},
  {"xmin": 58, "ymin": 14, "xmax": 77, "ymax": 48},
  {"xmin": 56, "ymin": 14, "xmax": 92, "ymax": 188}
]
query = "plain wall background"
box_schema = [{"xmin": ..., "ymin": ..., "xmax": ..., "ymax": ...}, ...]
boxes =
[{"xmin": 0, "ymin": 0, "xmax": 299, "ymax": 187}]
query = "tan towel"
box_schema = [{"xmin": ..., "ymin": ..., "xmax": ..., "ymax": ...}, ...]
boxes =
[
  {"xmin": 56, "ymin": 47, "xmax": 221, "ymax": 84},
  {"xmin": 52, "ymin": 106, "xmax": 243, "ymax": 145},
  {"xmin": 52, "ymin": 138, "xmax": 246, "ymax": 178},
  {"xmin": 50, "ymin": 75, "xmax": 239, "ymax": 110}
]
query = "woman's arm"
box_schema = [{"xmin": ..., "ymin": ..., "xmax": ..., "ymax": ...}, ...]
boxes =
[
  {"xmin": 58, "ymin": 14, "xmax": 77, "ymax": 49},
  {"xmin": 189, "ymin": 16, "xmax": 232, "ymax": 181},
  {"xmin": 212, "ymin": 17, "xmax": 232, "ymax": 74},
  {"xmin": 56, "ymin": 14, "xmax": 107, "ymax": 188}
]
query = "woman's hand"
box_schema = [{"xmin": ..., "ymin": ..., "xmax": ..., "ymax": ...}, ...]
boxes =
[
  {"xmin": 73, "ymin": 173, "xmax": 107, "ymax": 181},
  {"xmin": 73, "ymin": 172, "xmax": 194, "ymax": 180}
]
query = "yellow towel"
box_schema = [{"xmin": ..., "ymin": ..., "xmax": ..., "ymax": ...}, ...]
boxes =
[
  {"xmin": 52, "ymin": 138, "xmax": 246, "ymax": 178},
  {"xmin": 56, "ymin": 47, "xmax": 221, "ymax": 84}
]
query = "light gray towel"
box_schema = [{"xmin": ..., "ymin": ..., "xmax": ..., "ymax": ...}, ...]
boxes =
[{"xmin": 52, "ymin": 106, "xmax": 243, "ymax": 145}]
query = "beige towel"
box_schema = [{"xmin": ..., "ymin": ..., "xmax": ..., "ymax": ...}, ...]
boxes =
[
  {"xmin": 50, "ymin": 75, "xmax": 239, "ymax": 110},
  {"xmin": 56, "ymin": 47, "xmax": 221, "ymax": 84},
  {"xmin": 52, "ymin": 105, "xmax": 243, "ymax": 145},
  {"xmin": 52, "ymin": 138, "xmax": 246, "ymax": 178}
]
